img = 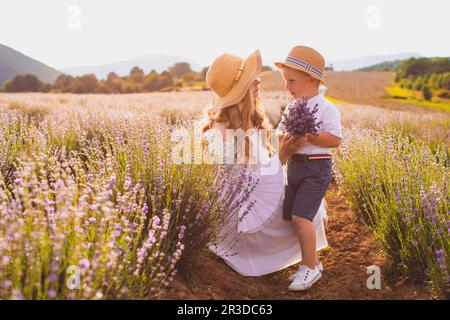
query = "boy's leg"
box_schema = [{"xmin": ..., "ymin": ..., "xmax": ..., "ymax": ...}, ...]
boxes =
[
  {"xmin": 292, "ymin": 216, "xmax": 317, "ymax": 269},
  {"xmin": 291, "ymin": 159, "xmax": 333, "ymax": 267},
  {"xmin": 283, "ymin": 161, "xmax": 301, "ymax": 220}
]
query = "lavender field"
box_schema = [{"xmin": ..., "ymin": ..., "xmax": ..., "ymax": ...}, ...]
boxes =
[{"xmin": 0, "ymin": 92, "xmax": 449, "ymax": 299}]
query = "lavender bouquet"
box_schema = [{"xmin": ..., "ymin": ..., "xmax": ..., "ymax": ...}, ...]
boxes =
[{"xmin": 280, "ymin": 97, "xmax": 322, "ymax": 136}]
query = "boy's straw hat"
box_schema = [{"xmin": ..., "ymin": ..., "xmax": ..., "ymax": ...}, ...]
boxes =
[
  {"xmin": 206, "ymin": 50, "xmax": 262, "ymax": 111},
  {"xmin": 275, "ymin": 45, "xmax": 325, "ymax": 84}
]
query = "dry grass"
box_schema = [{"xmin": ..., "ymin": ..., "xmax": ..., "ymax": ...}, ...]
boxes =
[{"xmin": 261, "ymin": 70, "xmax": 448, "ymax": 114}]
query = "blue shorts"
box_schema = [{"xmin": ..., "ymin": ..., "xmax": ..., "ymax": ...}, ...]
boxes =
[{"xmin": 283, "ymin": 158, "xmax": 332, "ymax": 222}]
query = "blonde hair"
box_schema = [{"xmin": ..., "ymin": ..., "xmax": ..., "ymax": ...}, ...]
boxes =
[{"xmin": 202, "ymin": 90, "xmax": 274, "ymax": 162}]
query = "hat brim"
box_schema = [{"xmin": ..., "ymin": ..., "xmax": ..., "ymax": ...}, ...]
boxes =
[
  {"xmin": 212, "ymin": 50, "xmax": 262, "ymax": 110},
  {"xmin": 274, "ymin": 61, "xmax": 325, "ymax": 84}
]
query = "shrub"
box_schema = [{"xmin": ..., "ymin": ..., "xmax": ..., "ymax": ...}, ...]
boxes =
[{"xmin": 334, "ymin": 128, "xmax": 449, "ymax": 298}]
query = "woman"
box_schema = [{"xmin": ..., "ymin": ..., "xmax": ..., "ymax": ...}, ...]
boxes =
[{"xmin": 202, "ymin": 50, "xmax": 329, "ymax": 277}]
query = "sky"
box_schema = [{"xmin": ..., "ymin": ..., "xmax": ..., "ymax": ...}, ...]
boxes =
[{"xmin": 1, "ymin": 0, "xmax": 449, "ymax": 69}]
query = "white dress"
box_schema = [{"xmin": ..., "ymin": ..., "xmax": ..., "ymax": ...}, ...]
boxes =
[{"xmin": 204, "ymin": 125, "xmax": 329, "ymax": 277}]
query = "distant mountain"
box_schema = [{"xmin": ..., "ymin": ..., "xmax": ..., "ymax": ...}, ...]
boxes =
[
  {"xmin": 327, "ymin": 52, "xmax": 422, "ymax": 71},
  {"xmin": 358, "ymin": 60, "xmax": 404, "ymax": 72},
  {"xmin": 62, "ymin": 54, "xmax": 203, "ymax": 79},
  {"xmin": 0, "ymin": 43, "xmax": 62, "ymax": 88}
]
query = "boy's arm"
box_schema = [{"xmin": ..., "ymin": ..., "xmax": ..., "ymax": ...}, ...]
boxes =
[
  {"xmin": 309, "ymin": 102, "xmax": 342, "ymax": 148},
  {"xmin": 307, "ymin": 132, "xmax": 341, "ymax": 148}
]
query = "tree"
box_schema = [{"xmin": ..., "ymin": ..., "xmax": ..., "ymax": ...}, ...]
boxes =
[
  {"xmin": 107, "ymin": 72, "xmax": 119, "ymax": 82},
  {"xmin": 158, "ymin": 71, "xmax": 173, "ymax": 89},
  {"xmin": 79, "ymin": 74, "xmax": 98, "ymax": 93},
  {"xmin": 181, "ymin": 71, "xmax": 198, "ymax": 83},
  {"xmin": 54, "ymin": 74, "xmax": 76, "ymax": 92},
  {"xmin": 95, "ymin": 80, "xmax": 113, "ymax": 94},
  {"xmin": 122, "ymin": 81, "xmax": 140, "ymax": 93},
  {"xmin": 143, "ymin": 70, "xmax": 160, "ymax": 91},
  {"xmin": 70, "ymin": 79, "xmax": 85, "ymax": 93},
  {"xmin": 4, "ymin": 74, "xmax": 44, "ymax": 92},
  {"xmin": 168, "ymin": 62, "xmax": 192, "ymax": 78},
  {"xmin": 200, "ymin": 67, "xmax": 209, "ymax": 81},
  {"xmin": 413, "ymin": 77, "xmax": 424, "ymax": 91},
  {"xmin": 428, "ymin": 73, "xmax": 438, "ymax": 89},
  {"xmin": 130, "ymin": 66, "xmax": 145, "ymax": 83},
  {"xmin": 422, "ymin": 85, "xmax": 432, "ymax": 101},
  {"xmin": 396, "ymin": 57, "xmax": 450, "ymax": 82},
  {"xmin": 438, "ymin": 72, "xmax": 450, "ymax": 90}
]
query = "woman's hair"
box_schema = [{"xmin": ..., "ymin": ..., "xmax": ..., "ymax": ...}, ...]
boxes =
[{"xmin": 202, "ymin": 89, "xmax": 274, "ymax": 162}]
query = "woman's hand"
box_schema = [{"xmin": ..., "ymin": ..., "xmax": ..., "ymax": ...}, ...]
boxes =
[{"xmin": 278, "ymin": 133, "xmax": 307, "ymax": 165}]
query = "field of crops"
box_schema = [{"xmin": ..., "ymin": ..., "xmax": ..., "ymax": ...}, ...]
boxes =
[
  {"xmin": 263, "ymin": 70, "xmax": 450, "ymax": 113},
  {"xmin": 0, "ymin": 89, "xmax": 449, "ymax": 299}
]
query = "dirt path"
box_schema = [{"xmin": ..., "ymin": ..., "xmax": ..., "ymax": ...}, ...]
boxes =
[{"xmin": 163, "ymin": 184, "xmax": 430, "ymax": 300}]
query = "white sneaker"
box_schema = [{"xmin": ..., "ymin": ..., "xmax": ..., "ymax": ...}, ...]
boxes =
[
  {"xmin": 289, "ymin": 262, "xmax": 323, "ymax": 281},
  {"xmin": 288, "ymin": 265, "xmax": 322, "ymax": 291}
]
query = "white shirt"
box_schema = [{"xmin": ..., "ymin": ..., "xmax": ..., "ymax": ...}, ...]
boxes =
[{"xmin": 276, "ymin": 94, "xmax": 343, "ymax": 155}]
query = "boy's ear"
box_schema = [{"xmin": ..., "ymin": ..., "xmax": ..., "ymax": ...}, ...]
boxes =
[{"xmin": 309, "ymin": 76, "xmax": 320, "ymax": 87}]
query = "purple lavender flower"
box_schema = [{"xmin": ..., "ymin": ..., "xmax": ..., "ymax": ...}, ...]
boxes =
[
  {"xmin": 280, "ymin": 97, "xmax": 322, "ymax": 136},
  {"xmin": 1, "ymin": 255, "xmax": 10, "ymax": 265},
  {"xmin": 435, "ymin": 249, "xmax": 447, "ymax": 271},
  {"xmin": 47, "ymin": 289, "xmax": 56, "ymax": 299},
  {"xmin": 78, "ymin": 258, "xmax": 90, "ymax": 270},
  {"xmin": 47, "ymin": 273, "xmax": 57, "ymax": 282}
]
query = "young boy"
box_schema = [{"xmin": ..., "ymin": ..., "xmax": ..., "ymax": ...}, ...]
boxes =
[{"xmin": 275, "ymin": 45, "xmax": 343, "ymax": 291}]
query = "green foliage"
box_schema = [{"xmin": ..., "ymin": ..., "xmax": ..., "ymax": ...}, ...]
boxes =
[
  {"xmin": 4, "ymin": 74, "xmax": 45, "ymax": 92},
  {"xmin": 360, "ymin": 60, "xmax": 403, "ymax": 72},
  {"xmin": 335, "ymin": 128, "xmax": 449, "ymax": 298},
  {"xmin": 181, "ymin": 71, "xmax": 199, "ymax": 83},
  {"xmin": 393, "ymin": 58, "xmax": 450, "ymax": 104},
  {"xmin": 0, "ymin": 106, "xmax": 250, "ymax": 299},
  {"xmin": 130, "ymin": 66, "xmax": 145, "ymax": 83},
  {"xmin": 435, "ymin": 89, "xmax": 450, "ymax": 99},
  {"xmin": 3, "ymin": 63, "xmax": 201, "ymax": 94},
  {"xmin": 422, "ymin": 85, "xmax": 432, "ymax": 101},
  {"xmin": 168, "ymin": 62, "xmax": 192, "ymax": 78},
  {"xmin": 200, "ymin": 67, "xmax": 209, "ymax": 81},
  {"xmin": 397, "ymin": 57, "xmax": 450, "ymax": 80}
]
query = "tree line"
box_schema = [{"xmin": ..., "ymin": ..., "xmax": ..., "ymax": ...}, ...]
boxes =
[
  {"xmin": 395, "ymin": 57, "xmax": 450, "ymax": 100},
  {"xmin": 2, "ymin": 62, "xmax": 210, "ymax": 93}
]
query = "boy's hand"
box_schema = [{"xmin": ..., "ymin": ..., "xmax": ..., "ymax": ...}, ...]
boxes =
[
  {"xmin": 279, "ymin": 134, "xmax": 308, "ymax": 165},
  {"xmin": 278, "ymin": 132, "xmax": 287, "ymax": 146},
  {"xmin": 280, "ymin": 133, "xmax": 307, "ymax": 151},
  {"xmin": 289, "ymin": 134, "xmax": 308, "ymax": 150}
]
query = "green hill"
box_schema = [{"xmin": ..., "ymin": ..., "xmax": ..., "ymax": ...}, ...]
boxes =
[
  {"xmin": 358, "ymin": 60, "xmax": 403, "ymax": 72},
  {"xmin": 0, "ymin": 43, "xmax": 61, "ymax": 88}
]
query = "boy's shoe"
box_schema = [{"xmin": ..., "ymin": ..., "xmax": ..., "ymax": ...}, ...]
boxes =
[
  {"xmin": 288, "ymin": 265, "xmax": 322, "ymax": 291},
  {"xmin": 289, "ymin": 262, "xmax": 323, "ymax": 281}
]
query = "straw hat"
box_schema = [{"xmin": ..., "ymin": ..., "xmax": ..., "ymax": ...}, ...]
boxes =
[
  {"xmin": 206, "ymin": 50, "xmax": 262, "ymax": 111},
  {"xmin": 275, "ymin": 46, "xmax": 325, "ymax": 84}
]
